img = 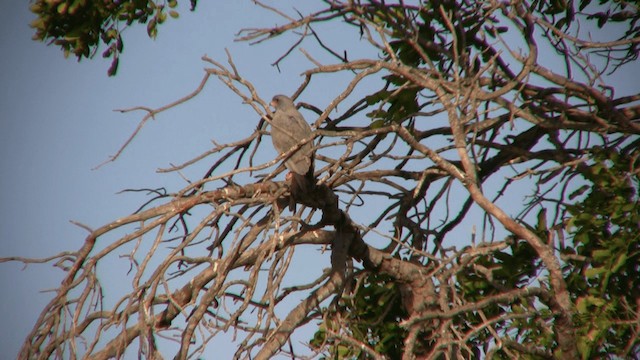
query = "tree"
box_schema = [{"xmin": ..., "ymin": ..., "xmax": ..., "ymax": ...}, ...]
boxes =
[{"xmin": 10, "ymin": 0, "xmax": 640, "ymax": 358}]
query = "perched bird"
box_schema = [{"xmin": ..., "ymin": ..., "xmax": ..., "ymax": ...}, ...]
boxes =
[{"xmin": 270, "ymin": 95, "xmax": 315, "ymax": 208}]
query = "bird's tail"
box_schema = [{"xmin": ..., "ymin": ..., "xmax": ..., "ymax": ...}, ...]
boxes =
[{"xmin": 289, "ymin": 154, "xmax": 315, "ymax": 210}]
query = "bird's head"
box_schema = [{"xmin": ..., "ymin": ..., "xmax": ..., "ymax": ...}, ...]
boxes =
[{"xmin": 271, "ymin": 95, "xmax": 295, "ymax": 110}]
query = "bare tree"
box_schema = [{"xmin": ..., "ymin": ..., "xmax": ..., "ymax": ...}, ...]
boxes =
[{"xmin": 8, "ymin": 0, "xmax": 640, "ymax": 359}]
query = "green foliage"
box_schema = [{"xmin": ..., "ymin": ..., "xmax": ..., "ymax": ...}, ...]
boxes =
[
  {"xmin": 317, "ymin": 145, "xmax": 640, "ymax": 358},
  {"xmin": 459, "ymin": 238, "xmax": 539, "ymax": 302},
  {"xmin": 29, "ymin": 0, "xmax": 195, "ymax": 75},
  {"xmin": 310, "ymin": 273, "xmax": 407, "ymax": 359},
  {"xmin": 365, "ymin": 87, "xmax": 420, "ymax": 124},
  {"xmin": 456, "ymin": 236, "xmax": 552, "ymax": 356},
  {"xmin": 564, "ymin": 147, "xmax": 640, "ymax": 358}
]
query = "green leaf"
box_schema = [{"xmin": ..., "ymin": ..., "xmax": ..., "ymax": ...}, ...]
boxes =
[
  {"xmin": 158, "ymin": 11, "xmax": 167, "ymax": 24},
  {"xmin": 569, "ymin": 185, "xmax": 589, "ymax": 200},
  {"xmin": 365, "ymin": 90, "xmax": 391, "ymax": 105},
  {"xmin": 577, "ymin": 336, "xmax": 591, "ymax": 359},
  {"xmin": 592, "ymin": 249, "xmax": 611, "ymax": 262},
  {"xmin": 68, "ymin": 0, "xmax": 84, "ymax": 14},
  {"xmin": 370, "ymin": 119, "xmax": 386, "ymax": 129},
  {"xmin": 610, "ymin": 253, "xmax": 628, "ymax": 273},
  {"xmin": 536, "ymin": 208, "xmax": 547, "ymax": 232},
  {"xmin": 584, "ymin": 267, "xmax": 606, "ymax": 278},
  {"xmin": 366, "ymin": 109, "xmax": 387, "ymax": 120},
  {"xmin": 57, "ymin": 2, "xmax": 68, "ymax": 15},
  {"xmin": 147, "ymin": 18, "xmax": 157, "ymax": 38}
]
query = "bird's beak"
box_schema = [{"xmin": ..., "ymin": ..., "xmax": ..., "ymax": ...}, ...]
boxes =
[{"xmin": 270, "ymin": 100, "xmax": 277, "ymax": 108}]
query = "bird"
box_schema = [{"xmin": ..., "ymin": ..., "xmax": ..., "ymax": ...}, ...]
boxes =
[{"xmin": 269, "ymin": 95, "xmax": 315, "ymax": 209}]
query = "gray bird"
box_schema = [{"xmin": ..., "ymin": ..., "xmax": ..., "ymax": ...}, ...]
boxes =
[{"xmin": 270, "ymin": 95, "xmax": 315, "ymax": 207}]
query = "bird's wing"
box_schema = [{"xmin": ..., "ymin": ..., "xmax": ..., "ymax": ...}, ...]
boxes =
[
  {"xmin": 272, "ymin": 113, "xmax": 310, "ymax": 150},
  {"xmin": 271, "ymin": 111, "xmax": 313, "ymax": 175}
]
